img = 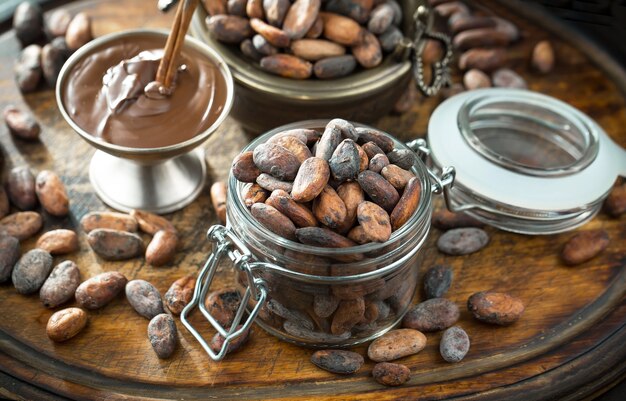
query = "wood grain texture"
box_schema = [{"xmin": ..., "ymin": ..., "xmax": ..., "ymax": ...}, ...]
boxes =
[{"xmin": 0, "ymin": 0, "xmax": 625, "ymax": 400}]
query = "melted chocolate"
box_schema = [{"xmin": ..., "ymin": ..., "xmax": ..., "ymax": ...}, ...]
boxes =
[{"xmin": 63, "ymin": 35, "xmax": 227, "ymax": 148}]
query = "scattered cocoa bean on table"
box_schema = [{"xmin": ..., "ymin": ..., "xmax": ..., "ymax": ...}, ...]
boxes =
[
  {"xmin": 39, "ymin": 260, "xmax": 81, "ymax": 308},
  {"xmin": 35, "ymin": 170, "xmax": 70, "ymax": 217},
  {"xmin": 467, "ymin": 291, "xmax": 525, "ymax": 325},
  {"xmin": 81, "ymin": 211, "xmax": 139, "ymax": 233},
  {"xmin": 75, "ymin": 271, "xmax": 128, "ymax": 310},
  {"xmin": 36, "ymin": 229, "xmax": 78, "ymax": 255},
  {"xmin": 13, "ymin": 2, "xmax": 43, "ymax": 45},
  {"xmin": 0, "ymin": 211, "xmax": 42, "ymax": 240},
  {"xmin": 0, "ymin": 235, "xmax": 20, "ymax": 283},
  {"xmin": 372, "ymin": 362, "xmax": 411, "ymax": 386},
  {"xmin": 145, "ymin": 230, "xmax": 178, "ymax": 266},
  {"xmin": 310, "ymin": 349, "xmax": 364, "ymax": 374},
  {"xmin": 87, "ymin": 228, "xmax": 144, "ymax": 261},
  {"xmin": 12, "ymin": 249, "xmax": 53, "ymax": 295},
  {"xmin": 402, "ymin": 298, "xmax": 460, "ymax": 332},
  {"xmin": 165, "ymin": 275, "xmax": 196, "ymax": 315},
  {"xmin": 423, "ymin": 264, "xmax": 453, "ymax": 299},
  {"xmin": 561, "ymin": 229, "xmax": 609, "ymax": 266},
  {"xmin": 604, "ymin": 183, "xmax": 626, "ymax": 217},
  {"xmin": 7, "ymin": 166, "xmax": 37, "ymax": 211},
  {"xmin": 126, "ymin": 279, "xmax": 165, "ymax": 320},
  {"xmin": 367, "ymin": 329, "xmax": 427, "ymax": 362},
  {"xmin": 440, "ymin": 325, "xmax": 470, "ymax": 363},
  {"xmin": 46, "ymin": 307, "xmax": 88, "ymax": 342},
  {"xmin": 130, "ymin": 209, "xmax": 177, "ymax": 235},
  {"xmin": 148, "ymin": 313, "xmax": 178, "ymax": 359},
  {"xmin": 3, "ymin": 105, "xmax": 41, "ymax": 139},
  {"xmin": 437, "ymin": 227, "xmax": 489, "ymax": 255}
]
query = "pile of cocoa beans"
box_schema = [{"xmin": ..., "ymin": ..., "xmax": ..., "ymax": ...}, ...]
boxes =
[
  {"xmin": 232, "ymin": 118, "xmax": 421, "ymax": 246},
  {"xmin": 13, "ymin": 2, "xmax": 93, "ymax": 91},
  {"xmin": 204, "ymin": 0, "xmax": 403, "ymax": 79}
]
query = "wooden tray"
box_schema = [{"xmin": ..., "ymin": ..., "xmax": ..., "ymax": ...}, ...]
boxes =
[{"xmin": 0, "ymin": 0, "xmax": 624, "ymax": 400}]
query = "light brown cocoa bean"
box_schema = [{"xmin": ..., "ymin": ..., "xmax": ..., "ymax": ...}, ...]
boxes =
[
  {"xmin": 228, "ymin": 0, "xmax": 247, "ymax": 16},
  {"xmin": 313, "ymin": 185, "xmax": 348, "ymax": 229},
  {"xmin": 0, "ymin": 235, "xmax": 20, "ymax": 283},
  {"xmin": 261, "ymin": 54, "xmax": 313, "ymax": 79},
  {"xmin": 336, "ymin": 181, "xmax": 365, "ymax": 233},
  {"xmin": 421, "ymin": 39, "xmax": 443, "ymax": 65},
  {"xmin": 130, "ymin": 209, "xmax": 176, "ymax": 235},
  {"xmin": 0, "ymin": 211, "xmax": 42, "ymax": 240},
  {"xmin": 65, "ymin": 12, "xmax": 92, "ymax": 50},
  {"xmin": 206, "ymin": 15, "xmax": 253, "ymax": 44},
  {"xmin": 250, "ymin": 18, "xmax": 290, "ymax": 47},
  {"xmin": 390, "ymin": 177, "xmax": 421, "ymax": 230},
  {"xmin": 449, "ymin": 14, "xmax": 496, "ymax": 34},
  {"xmin": 205, "ymin": 288, "xmax": 242, "ymax": 328},
  {"xmin": 243, "ymin": 183, "xmax": 270, "ymax": 207},
  {"xmin": 46, "ymin": 307, "xmax": 87, "ymax": 342},
  {"xmin": 356, "ymin": 127, "xmax": 394, "ymax": 153},
  {"xmin": 266, "ymin": 189, "xmax": 317, "ymax": 227},
  {"xmin": 305, "ymin": 16, "xmax": 323, "ymax": 38},
  {"xmin": 256, "ymin": 173, "xmax": 293, "ymax": 193},
  {"xmin": 246, "ymin": 0, "xmax": 264, "ymax": 18},
  {"xmin": 561, "ymin": 229, "xmax": 610, "ymax": 265},
  {"xmin": 357, "ymin": 170, "xmax": 399, "ymax": 212},
  {"xmin": 357, "ymin": 144, "xmax": 369, "ymax": 172},
  {"xmin": 319, "ymin": 12, "xmax": 363, "ymax": 45},
  {"xmin": 0, "ymin": 187, "xmax": 8, "ymax": 219},
  {"xmin": 12, "ymin": 249, "xmax": 53, "ymax": 294},
  {"xmin": 331, "ymin": 298, "xmax": 365, "ymax": 334},
  {"xmin": 210, "ymin": 325, "xmax": 250, "ymax": 354},
  {"xmin": 3, "ymin": 105, "xmax": 40, "ymax": 140},
  {"xmin": 368, "ymin": 153, "xmax": 389, "ymax": 173},
  {"xmin": 87, "ymin": 229, "xmax": 144, "ymax": 261},
  {"xmin": 264, "ymin": 0, "xmax": 290, "ymax": 26},
  {"xmin": 357, "ymin": 201, "xmax": 391, "ymax": 242},
  {"xmin": 459, "ymin": 48, "xmax": 507, "ymax": 71},
  {"xmin": 75, "ymin": 271, "xmax": 128, "ymax": 310},
  {"xmin": 532, "ymin": 40, "xmax": 555, "ymax": 74},
  {"xmin": 81, "ymin": 211, "xmax": 138, "ymax": 233},
  {"xmin": 35, "ymin": 170, "xmax": 70, "ymax": 217},
  {"xmin": 463, "ymin": 68, "xmax": 491, "ymax": 90},
  {"xmin": 367, "ymin": 328, "xmax": 426, "ymax": 362},
  {"xmin": 292, "ymin": 157, "xmax": 330, "ymax": 202},
  {"xmin": 148, "ymin": 313, "xmax": 178, "ymax": 358},
  {"xmin": 44, "ymin": 9, "xmax": 72, "ymax": 39},
  {"xmin": 14, "ymin": 44, "xmax": 42, "ymax": 93},
  {"xmin": 36, "ymin": 229, "xmax": 78, "ymax": 255},
  {"xmin": 492, "ymin": 68, "xmax": 527, "ymax": 89},
  {"xmin": 251, "ymin": 203, "xmax": 297, "ymax": 240},
  {"xmin": 347, "ymin": 225, "xmax": 369, "ymax": 244},
  {"xmin": 210, "ymin": 181, "xmax": 227, "ymax": 225},
  {"xmin": 367, "ymin": 3, "xmax": 394, "ymax": 34},
  {"xmin": 126, "ymin": 279, "xmax": 164, "ymax": 319},
  {"xmin": 39, "ymin": 260, "xmax": 80, "ymax": 308},
  {"xmin": 203, "ymin": 0, "xmax": 227, "ymax": 16},
  {"xmin": 381, "ymin": 164, "xmax": 415, "ymax": 190},
  {"xmin": 291, "ymin": 39, "xmax": 345, "ymax": 61},
  {"xmin": 352, "ymin": 29, "xmax": 382, "ymax": 68},
  {"xmin": 232, "ymin": 151, "xmax": 261, "ymax": 182},
  {"xmin": 8, "ymin": 166, "xmax": 37, "ymax": 210},
  {"xmin": 453, "ymin": 28, "xmax": 510, "ymax": 51},
  {"xmin": 283, "ymin": 0, "xmax": 321, "ymax": 39},
  {"xmin": 468, "ymin": 291, "xmax": 525, "ymax": 325},
  {"xmin": 605, "ymin": 183, "xmax": 626, "ymax": 217},
  {"xmin": 372, "ymin": 362, "xmax": 411, "ymax": 386},
  {"xmin": 295, "ymin": 227, "xmax": 357, "ymax": 248},
  {"xmin": 165, "ymin": 275, "xmax": 196, "ymax": 315},
  {"xmin": 270, "ymin": 135, "xmax": 312, "ymax": 163},
  {"xmin": 13, "ymin": 2, "xmax": 43, "ymax": 45},
  {"xmin": 329, "ymin": 139, "xmax": 360, "ymax": 182},
  {"xmin": 146, "ymin": 230, "xmax": 178, "ymax": 266}
]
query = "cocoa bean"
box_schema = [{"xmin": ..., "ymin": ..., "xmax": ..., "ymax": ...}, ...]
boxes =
[
  {"xmin": 256, "ymin": 173, "xmax": 294, "ymax": 192},
  {"xmin": 266, "ymin": 189, "xmax": 317, "ymax": 227},
  {"xmin": 329, "ymin": 139, "xmax": 360, "ymax": 182},
  {"xmin": 261, "ymin": 53, "xmax": 313, "ymax": 78},
  {"xmin": 313, "ymin": 185, "xmax": 347, "ymax": 229},
  {"xmin": 14, "ymin": 45, "xmax": 42, "ymax": 93},
  {"xmin": 468, "ymin": 291, "xmax": 525, "ymax": 325},
  {"xmin": 253, "ymin": 33, "xmax": 278, "ymax": 56},
  {"xmin": 81, "ymin": 211, "xmax": 138, "ymax": 233},
  {"xmin": 336, "ymin": 181, "xmax": 364, "ymax": 232},
  {"xmin": 423, "ymin": 264, "xmax": 452, "ymax": 299},
  {"xmin": 421, "ymin": 39, "xmax": 443, "ymax": 65},
  {"xmin": 227, "ymin": 0, "xmax": 247, "ymax": 16},
  {"xmin": 75, "ymin": 271, "xmax": 128, "ymax": 309},
  {"xmin": 148, "ymin": 313, "xmax": 178, "ymax": 358},
  {"xmin": 36, "ymin": 229, "xmax": 78, "ymax": 255},
  {"xmin": 267, "ymin": 128, "xmax": 310, "ymax": 145},
  {"xmin": 315, "ymin": 125, "xmax": 342, "ymax": 161},
  {"xmin": 347, "ymin": 225, "xmax": 369, "ymax": 244},
  {"xmin": 311, "ymin": 350, "xmax": 364, "ymax": 374},
  {"xmin": 492, "ymin": 68, "xmax": 527, "ymax": 89},
  {"xmin": 453, "ymin": 28, "xmax": 510, "ymax": 51},
  {"xmin": 313, "ymin": 293, "xmax": 340, "ymax": 318},
  {"xmin": 372, "ymin": 362, "xmax": 411, "ymax": 386},
  {"xmin": 385, "ymin": 149, "xmax": 414, "ymax": 170},
  {"xmin": 463, "ymin": 68, "xmax": 491, "ymax": 90},
  {"xmin": 361, "ymin": 141, "xmax": 384, "ymax": 159},
  {"xmin": 367, "ymin": 329, "xmax": 426, "ymax": 362},
  {"xmin": 605, "ymin": 183, "xmax": 626, "ymax": 217},
  {"xmin": 3, "ymin": 105, "xmax": 40, "ymax": 140},
  {"xmin": 241, "ymin": 38, "xmax": 263, "ymax": 60},
  {"xmin": 381, "ymin": 164, "xmax": 414, "ymax": 190},
  {"xmin": 263, "ymin": 0, "xmax": 290, "ymax": 26},
  {"xmin": 292, "ymin": 157, "xmax": 330, "ymax": 202},
  {"xmin": 243, "ymin": 183, "xmax": 270, "ymax": 207},
  {"xmin": 251, "ymin": 18, "xmax": 290, "ymax": 47},
  {"xmin": 0, "ymin": 211, "xmax": 42, "ymax": 240},
  {"xmin": 402, "ymin": 298, "xmax": 459, "ymax": 332},
  {"xmin": 459, "ymin": 48, "xmax": 507, "ymax": 71},
  {"xmin": 440, "ymin": 326, "xmax": 470, "ymax": 363},
  {"xmin": 87, "ymin": 229, "xmax": 144, "ymax": 261},
  {"xmin": 449, "ymin": 14, "xmax": 496, "ymax": 34},
  {"xmin": 368, "ymin": 3, "xmax": 394, "ymax": 34},
  {"xmin": 39, "ymin": 260, "xmax": 80, "ymax": 308},
  {"xmin": 328, "ymin": 118, "xmax": 358, "ymax": 141},
  {"xmin": 145, "ymin": 230, "xmax": 178, "ymax": 266},
  {"xmin": 357, "ymin": 144, "xmax": 369, "ymax": 171},
  {"xmin": 291, "ymin": 39, "xmax": 345, "ymax": 61},
  {"xmin": 561, "ymin": 229, "xmax": 609, "ymax": 265},
  {"xmin": 434, "ymin": 1, "xmax": 469, "ymax": 18},
  {"xmin": 532, "ymin": 40, "xmax": 555, "ymax": 74},
  {"xmin": 210, "ymin": 181, "xmax": 227, "ymax": 225},
  {"xmin": 357, "ymin": 170, "xmax": 399, "ymax": 212},
  {"xmin": 325, "ymin": 0, "xmax": 373, "ymax": 24},
  {"xmin": 209, "ymin": 325, "xmax": 250, "ymax": 354},
  {"xmin": 125, "ymin": 279, "xmax": 164, "ymax": 320},
  {"xmin": 130, "ymin": 209, "xmax": 176, "ymax": 235},
  {"xmin": 368, "ymin": 153, "xmax": 389, "ymax": 173},
  {"xmin": 65, "ymin": 12, "xmax": 92, "ymax": 50},
  {"xmin": 44, "ymin": 9, "xmax": 72, "ymax": 39},
  {"xmin": 270, "ymin": 135, "xmax": 312, "ymax": 163},
  {"xmin": 352, "ymin": 29, "xmax": 382, "ymax": 68},
  {"xmin": 206, "ymin": 15, "xmax": 253, "ymax": 44},
  {"xmin": 305, "ymin": 17, "xmax": 324, "ymax": 39},
  {"xmin": 432, "ymin": 209, "xmax": 484, "ymax": 230},
  {"xmin": 267, "ymin": 299, "xmax": 314, "ymax": 329},
  {"xmin": 251, "ymin": 203, "xmax": 297, "ymax": 240},
  {"xmin": 319, "ymin": 12, "xmax": 363, "ymax": 45},
  {"xmin": 331, "ymin": 298, "xmax": 365, "ymax": 334},
  {"xmin": 12, "ymin": 249, "xmax": 53, "ymax": 295},
  {"xmin": 387, "ymin": 0, "xmax": 402, "ymax": 25},
  {"xmin": 13, "ymin": 2, "xmax": 43, "ymax": 45},
  {"xmin": 35, "ymin": 170, "xmax": 70, "ymax": 216},
  {"xmin": 41, "ymin": 38, "xmax": 72, "ymax": 87},
  {"xmin": 0, "ymin": 188, "xmax": 8, "ymax": 219},
  {"xmin": 437, "ymin": 227, "xmax": 489, "ymax": 255},
  {"xmin": 283, "ymin": 0, "xmax": 321, "ymax": 39},
  {"xmin": 379, "ymin": 25, "xmax": 402, "ymax": 53},
  {"xmin": 165, "ymin": 275, "xmax": 196, "ymax": 315},
  {"xmin": 205, "ymin": 289, "xmax": 242, "ymax": 328},
  {"xmin": 357, "ymin": 201, "xmax": 391, "ymax": 242},
  {"xmin": 0, "ymin": 235, "xmax": 20, "ymax": 283},
  {"xmin": 8, "ymin": 166, "xmax": 36, "ymax": 210},
  {"xmin": 232, "ymin": 151, "xmax": 261, "ymax": 182},
  {"xmin": 284, "ymin": 320, "xmax": 351, "ymax": 342},
  {"xmin": 295, "ymin": 227, "xmax": 357, "ymax": 248},
  {"xmin": 246, "ymin": 0, "xmax": 264, "ymax": 19},
  {"xmin": 356, "ymin": 127, "xmax": 394, "ymax": 153},
  {"xmin": 203, "ymin": 0, "xmax": 227, "ymax": 16},
  {"xmin": 46, "ymin": 307, "xmax": 87, "ymax": 342}
]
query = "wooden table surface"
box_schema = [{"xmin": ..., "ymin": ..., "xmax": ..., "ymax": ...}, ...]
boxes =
[{"xmin": 0, "ymin": 0, "xmax": 625, "ymax": 400}]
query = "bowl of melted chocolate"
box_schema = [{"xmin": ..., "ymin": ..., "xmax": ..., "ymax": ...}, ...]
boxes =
[{"xmin": 57, "ymin": 29, "xmax": 234, "ymax": 213}]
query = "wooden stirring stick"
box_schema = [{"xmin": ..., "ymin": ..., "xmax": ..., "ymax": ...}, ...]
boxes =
[{"xmin": 155, "ymin": 0, "xmax": 199, "ymax": 90}]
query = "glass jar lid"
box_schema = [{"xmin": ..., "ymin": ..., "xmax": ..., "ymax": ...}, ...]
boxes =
[{"xmin": 428, "ymin": 88, "xmax": 626, "ymax": 234}]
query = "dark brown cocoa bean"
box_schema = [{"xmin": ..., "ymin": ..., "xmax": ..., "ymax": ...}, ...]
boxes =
[
  {"xmin": 3, "ymin": 105, "xmax": 40, "ymax": 140},
  {"xmin": 210, "ymin": 181, "xmax": 227, "ymax": 225},
  {"xmin": 295, "ymin": 227, "xmax": 357, "ymax": 248},
  {"xmin": 41, "ymin": 38, "xmax": 72, "ymax": 87},
  {"xmin": 385, "ymin": 149, "xmax": 415, "ymax": 170},
  {"xmin": 261, "ymin": 53, "xmax": 313, "ymax": 79},
  {"xmin": 532, "ymin": 40, "xmax": 555, "ymax": 74},
  {"xmin": 367, "ymin": 329, "xmax": 426, "ymax": 362},
  {"xmin": 0, "ymin": 211, "xmax": 42, "ymax": 240},
  {"xmin": 253, "ymin": 142, "xmax": 301, "ymax": 181},
  {"xmin": 44, "ymin": 9, "xmax": 72, "ymax": 39},
  {"xmin": 8, "ymin": 166, "xmax": 36, "ymax": 210},
  {"xmin": 357, "ymin": 170, "xmax": 399, "ymax": 212},
  {"xmin": 253, "ymin": 33, "xmax": 279, "ymax": 55},
  {"xmin": 313, "ymin": 185, "xmax": 347, "ymax": 229},
  {"xmin": 329, "ymin": 139, "xmax": 360, "ymax": 182},
  {"xmin": 387, "ymin": 0, "xmax": 402, "ymax": 24},
  {"xmin": 459, "ymin": 48, "xmax": 507, "ymax": 71},
  {"xmin": 126, "ymin": 279, "xmax": 164, "ymax": 320},
  {"xmin": 368, "ymin": 153, "xmax": 389, "ymax": 173},
  {"xmin": 468, "ymin": 291, "xmax": 525, "ymax": 325},
  {"xmin": 81, "ymin": 211, "xmax": 138, "ymax": 233},
  {"xmin": 12, "ymin": 249, "xmax": 53, "ymax": 295},
  {"xmin": 493, "ymin": 17, "xmax": 520, "ymax": 41},
  {"xmin": 434, "ymin": 1, "xmax": 469, "ymax": 18},
  {"xmin": 270, "ymin": 135, "xmax": 312, "ymax": 163},
  {"xmin": 367, "ymin": 3, "xmax": 394, "ymax": 34},
  {"xmin": 325, "ymin": 0, "xmax": 372, "ymax": 24},
  {"xmin": 87, "ymin": 229, "xmax": 144, "ymax": 261},
  {"xmin": 39, "ymin": 260, "xmax": 80, "ymax": 308},
  {"xmin": 440, "ymin": 326, "xmax": 470, "ymax": 363},
  {"xmin": 13, "ymin": 2, "xmax": 43, "ymax": 45},
  {"xmin": 357, "ymin": 201, "xmax": 391, "ymax": 242},
  {"xmin": 605, "ymin": 183, "xmax": 626, "ymax": 217},
  {"xmin": 319, "ymin": 12, "xmax": 363, "ymax": 45},
  {"xmin": 292, "ymin": 157, "xmax": 330, "ymax": 202},
  {"xmin": 227, "ymin": 0, "xmax": 247, "ymax": 16},
  {"xmin": 432, "ymin": 209, "xmax": 484, "ymax": 230},
  {"xmin": 267, "ymin": 299, "xmax": 313, "ymax": 330},
  {"xmin": 209, "ymin": 325, "xmax": 250, "ymax": 354},
  {"xmin": 336, "ymin": 181, "xmax": 364, "ymax": 233},
  {"xmin": 232, "ymin": 151, "xmax": 261, "ymax": 182},
  {"xmin": 35, "ymin": 170, "xmax": 70, "ymax": 216},
  {"xmin": 203, "ymin": 0, "xmax": 227, "ymax": 16},
  {"xmin": 356, "ymin": 127, "xmax": 394, "ymax": 152},
  {"xmin": 256, "ymin": 173, "xmax": 293, "ymax": 193},
  {"xmin": 463, "ymin": 68, "xmax": 491, "ymax": 89},
  {"xmin": 206, "ymin": 15, "xmax": 253, "ymax": 44},
  {"xmin": 0, "ymin": 235, "xmax": 20, "ymax": 283},
  {"xmin": 251, "ymin": 203, "xmax": 297, "ymax": 240},
  {"xmin": 250, "ymin": 18, "xmax": 290, "ymax": 47},
  {"xmin": 243, "ymin": 183, "xmax": 270, "ymax": 207},
  {"xmin": 331, "ymin": 298, "xmax": 365, "ymax": 334},
  {"xmin": 313, "ymin": 293, "xmax": 340, "ymax": 318},
  {"xmin": 246, "ymin": 0, "xmax": 264, "ymax": 19},
  {"xmin": 492, "ymin": 68, "xmax": 527, "ymax": 89},
  {"xmin": 423, "ymin": 264, "xmax": 453, "ymax": 299},
  {"xmin": 145, "ymin": 230, "xmax": 178, "ymax": 266},
  {"xmin": 314, "ymin": 54, "xmax": 357, "ymax": 79},
  {"xmin": 381, "ymin": 164, "xmax": 415, "ymax": 190},
  {"xmin": 0, "ymin": 187, "xmax": 8, "ymax": 219},
  {"xmin": 379, "ymin": 25, "xmax": 402, "ymax": 53},
  {"xmin": 437, "ymin": 227, "xmax": 489, "ymax": 255},
  {"xmin": 284, "ymin": 320, "xmax": 351, "ymax": 342},
  {"xmin": 130, "ymin": 209, "xmax": 177, "ymax": 235},
  {"xmin": 264, "ymin": 0, "xmax": 290, "ymax": 26},
  {"xmin": 402, "ymin": 298, "xmax": 459, "ymax": 332},
  {"xmin": 75, "ymin": 271, "xmax": 128, "ymax": 310},
  {"xmin": 361, "ymin": 141, "xmax": 384, "ymax": 159},
  {"xmin": 352, "ymin": 29, "xmax": 382, "ymax": 68},
  {"xmin": 561, "ymin": 229, "xmax": 610, "ymax": 265},
  {"xmin": 372, "ymin": 362, "xmax": 411, "ymax": 386},
  {"xmin": 241, "ymin": 38, "xmax": 263, "ymax": 61},
  {"xmin": 449, "ymin": 14, "xmax": 496, "ymax": 34},
  {"xmin": 311, "ymin": 350, "xmax": 364, "ymax": 374},
  {"xmin": 283, "ymin": 0, "xmax": 321, "ymax": 39},
  {"xmin": 266, "ymin": 189, "xmax": 317, "ymax": 227},
  {"xmin": 453, "ymin": 28, "xmax": 511, "ymax": 51},
  {"xmin": 65, "ymin": 12, "xmax": 92, "ymax": 50},
  {"xmin": 14, "ymin": 45, "xmax": 42, "ymax": 93},
  {"xmin": 148, "ymin": 313, "xmax": 178, "ymax": 359},
  {"xmin": 36, "ymin": 229, "xmax": 78, "ymax": 255},
  {"xmin": 46, "ymin": 307, "xmax": 87, "ymax": 342},
  {"xmin": 165, "ymin": 275, "xmax": 196, "ymax": 315}
]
